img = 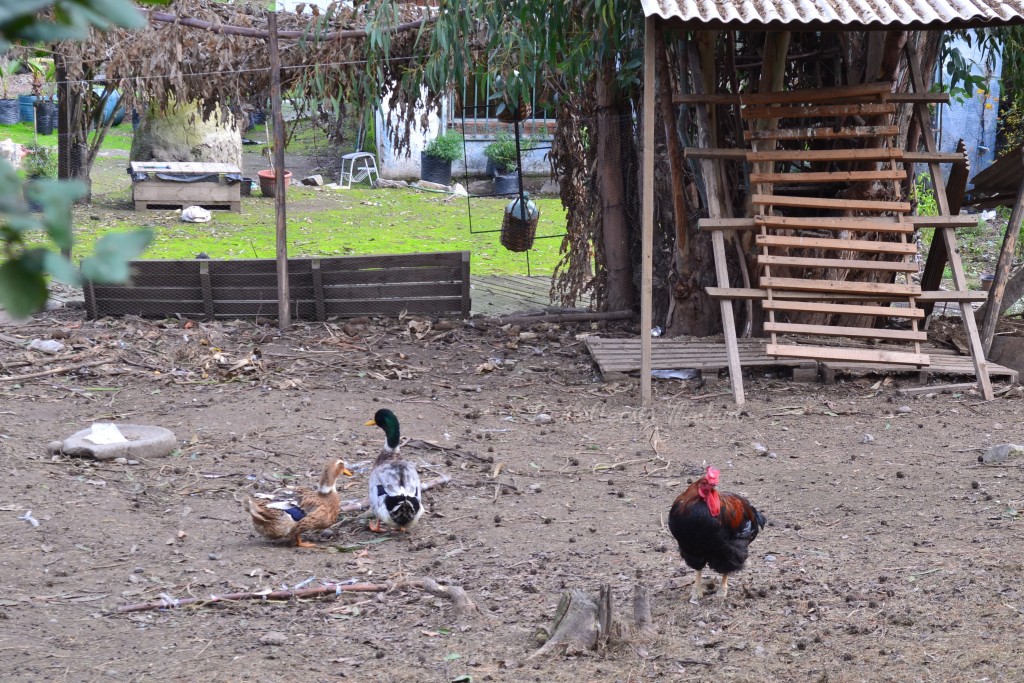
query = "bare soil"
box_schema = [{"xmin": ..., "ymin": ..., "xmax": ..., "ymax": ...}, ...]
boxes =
[{"xmin": 1, "ymin": 309, "xmax": 1023, "ymax": 683}]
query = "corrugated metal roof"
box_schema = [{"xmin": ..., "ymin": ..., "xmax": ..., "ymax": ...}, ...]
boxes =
[{"xmin": 640, "ymin": 0, "xmax": 1024, "ymax": 28}]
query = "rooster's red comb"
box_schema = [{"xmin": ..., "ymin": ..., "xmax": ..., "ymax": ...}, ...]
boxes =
[{"xmin": 704, "ymin": 467, "xmax": 720, "ymax": 485}]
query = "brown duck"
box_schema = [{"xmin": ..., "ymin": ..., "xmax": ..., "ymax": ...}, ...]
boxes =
[{"xmin": 247, "ymin": 458, "xmax": 352, "ymax": 547}]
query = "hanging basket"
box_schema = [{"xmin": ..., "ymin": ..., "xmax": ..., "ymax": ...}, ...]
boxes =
[
  {"xmin": 500, "ymin": 210, "xmax": 539, "ymax": 253},
  {"xmin": 497, "ymin": 100, "xmax": 532, "ymax": 124}
]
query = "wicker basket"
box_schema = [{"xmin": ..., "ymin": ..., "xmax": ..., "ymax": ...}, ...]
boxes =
[
  {"xmin": 497, "ymin": 101, "xmax": 532, "ymax": 124},
  {"xmin": 500, "ymin": 211, "xmax": 539, "ymax": 252}
]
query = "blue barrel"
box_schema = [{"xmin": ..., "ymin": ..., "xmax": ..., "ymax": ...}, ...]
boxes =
[{"xmin": 18, "ymin": 95, "xmax": 37, "ymax": 123}]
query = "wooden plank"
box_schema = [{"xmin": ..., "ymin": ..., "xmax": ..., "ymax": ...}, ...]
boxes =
[
  {"xmin": 323, "ymin": 282, "xmax": 464, "ymax": 301},
  {"xmin": 908, "ymin": 215, "xmax": 980, "ymax": 228},
  {"xmin": 91, "ymin": 286, "xmax": 204, "ymax": 300},
  {"xmin": 311, "ymin": 259, "xmax": 325, "ymax": 322},
  {"xmin": 884, "ymin": 92, "xmax": 950, "ymax": 104},
  {"xmin": 683, "ymin": 147, "xmax": 748, "ymax": 160},
  {"xmin": 756, "ymin": 234, "xmax": 916, "ymax": 254},
  {"xmin": 902, "ymin": 151, "xmax": 967, "ymax": 164},
  {"xmin": 710, "ymin": 193, "xmax": 744, "ymax": 405},
  {"xmin": 751, "ymin": 193, "xmax": 912, "ymax": 213},
  {"xmin": 707, "ymin": 286, "xmax": 906, "ymax": 301},
  {"xmin": 767, "ymin": 343, "xmax": 929, "ymax": 366},
  {"xmin": 763, "ymin": 299, "xmax": 924, "ymax": 318},
  {"xmin": 759, "ymin": 216, "xmax": 913, "ymax": 233},
  {"xmin": 747, "ymin": 148, "xmax": 904, "ymax": 163},
  {"xmin": 199, "ymin": 261, "xmax": 214, "ymax": 320},
  {"xmin": 460, "ymin": 252, "xmax": 471, "ymax": 316},
  {"xmin": 740, "ymin": 82, "xmax": 891, "ymax": 104},
  {"xmin": 741, "ymin": 102, "xmax": 896, "ymax": 120},
  {"xmin": 760, "ymin": 276, "xmax": 920, "ymax": 296},
  {"xmin": 764, "ymin": 321, "xmax": 927, "ymax": 342},
  {"xmin": 758, "ymin": 254, "xmax": 917, "ymax": 273},
  {"xmin": 916, "ymin": 290, "xmax": 987, "ymax": 302},
  {"xmin": 745, "ymin": 125, "xmax": 899, "ymax": 142},
  {"xmin": 748, "ymin": 169, "xmax": 908, "ymax": 185},
  {"xmin": 316, "ymin": 251, "xmax": 467, "ymax": 271},
  {"xmin": 672, "ymin": 93, "xmax": 741, "ymax": 105}
]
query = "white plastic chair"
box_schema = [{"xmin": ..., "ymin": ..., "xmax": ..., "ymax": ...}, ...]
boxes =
[{"xmin": 339, "ymin": 151, "xmax": 379, "ymax": 189}]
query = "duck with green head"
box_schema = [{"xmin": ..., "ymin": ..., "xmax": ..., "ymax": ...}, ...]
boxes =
[{"xmin": 365, "ymin": 409, "xmax": 423, "ymax": 532}]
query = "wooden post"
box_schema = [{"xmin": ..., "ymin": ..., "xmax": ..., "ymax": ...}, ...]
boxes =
[
  {"xmin": 980, "ymin": 147, "xmax": 1024, "ymax": 355},
  {"xmin": 268, "ymin": 11, "xmax": 290, "ymax": 329},
  {"xmin": 640, "ymin": 17, "xmax": 656, "ymax": 408}
]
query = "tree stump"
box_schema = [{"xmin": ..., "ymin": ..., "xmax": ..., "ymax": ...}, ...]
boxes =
[{"xmin": 529, "ymin": 589, "xmax": 601, "ymax": 658}]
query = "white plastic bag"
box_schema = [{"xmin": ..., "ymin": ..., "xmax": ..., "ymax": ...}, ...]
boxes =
[{"xmin": 180, "ymin": 206, "xmax": 212, "ymax": 223}]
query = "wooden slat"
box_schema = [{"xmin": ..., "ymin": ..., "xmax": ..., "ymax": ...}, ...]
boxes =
[
  {"xmin": 199, "ymin": 261, "xmax": 214, "ymax": 320},
  {"xmin": 751, "ymin": 193, "xmax": 912, "ymax": 213},
  {"xmin": 758, "ymin": 254, "xmax": 917, "ymax": 273},
  {"xmin": 683, "ymin": 147, "xmax": 748, "ymax": 160},
  {"xmin": 758, "ymin": 215, "xmax": 912, "ymax": 233},
  {"xmin": 741, "ymin": 102, "xmax": 896, "ymax": 120},
  {"xmin": 762, "ymin": 299, "xmax": 924, "ymax": 319},
  {"xmin": 701, "ymin": 215, "xmax": 977, "ymax": 231},
  {"xmin": 748, "ymin": 169, "xmax": 908, "ymax": 184},
  {"xmin": 740, "ymin": 82, "xmax": 891, "ymax": 104},
  {"xmin": 460, "ymin": 252, "xmax": 471, "ymax": 316},
  {"xmin": 311, "ymin": 259, "xmax": 325, "ymax": 322},
  {"xmin": 756, "ymin": 234, "xmax": 917, "ymax": 254},
  {"xmin": 902, "ymin": 151, "xmax": 967, "ymax": 164},
  {"xmin": 767, "ymin": 343, "xmax": 929, "ymax": 366},
  {"xmin": 764, "ymin": 321, "xmax": 927, "ymax": 342},
  {"xmin": 760, "ymin": 276, "xmax": 920, "ymax": 296},
  {"xmin": 322, "ymin": 282, "xmax": 463, "ymax": 301},
  {"xmin": 916, "ymin": 290, "xmax": 987, "ymax": 302},
  {"xmin": 884, "ymin": 92, "xmax": 950, "ymax": 104},
  {"xmin": 673, "ymin": 93, "xmax": 741, "ymax": 105},
  {"xmin": 745, "ymin": 125, "xmax": 899, "ymax": 142},
  {"xmin": 747, "ymin": 148, "xmax": 904, "ymax": 163}
]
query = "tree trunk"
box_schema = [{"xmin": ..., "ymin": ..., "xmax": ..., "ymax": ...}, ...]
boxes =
[
  {"xmin": 55, "ymin": 54, "xmax": 91, "ymax": 206},
  {"xmin": 595, "ymin": 59, "xmax": 635, "ymax": 312}
]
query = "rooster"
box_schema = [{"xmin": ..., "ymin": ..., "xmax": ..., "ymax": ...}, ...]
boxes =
[{"xmin": 668, "ymin": 466, "xmax": 766, "ymax": 603}]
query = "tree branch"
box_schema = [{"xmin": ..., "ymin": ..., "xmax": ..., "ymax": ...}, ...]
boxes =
[{"xmin": 147, "ymin": 11, "xmax": 432, "ymax": 42}]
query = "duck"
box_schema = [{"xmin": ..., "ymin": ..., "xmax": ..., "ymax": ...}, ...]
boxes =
[
  {"xmin": 365, "ymin": 409, "xmax": 424, "ymax": 532},
  {"xmin": 247, "ymin": 458, "xmax": 352, "ymax": 547}
]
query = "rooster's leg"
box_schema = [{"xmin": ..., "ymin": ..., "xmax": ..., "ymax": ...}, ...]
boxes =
[
  {"xmin": 690, "ymin": 568, "xmax": 703, "ymax": 604},
  {"xmin": 720, "ymin": 574, "xmax": 729, "ymax": 601},
  {"xmin": 294, "ymin": 536, "xmax": 317, "ymax": 548}
]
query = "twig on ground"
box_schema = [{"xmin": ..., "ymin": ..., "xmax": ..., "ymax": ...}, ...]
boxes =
[{"xmin": 0, "ymin": 359, "xmax": 110, "ymax": 383}]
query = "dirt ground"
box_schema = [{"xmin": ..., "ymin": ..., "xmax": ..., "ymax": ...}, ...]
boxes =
[{"xmin": 1, "ymin": 307, "xmax": 1023, "ymax": 683}]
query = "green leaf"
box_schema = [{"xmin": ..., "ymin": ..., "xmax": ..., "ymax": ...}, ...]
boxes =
[
  {"xmin": 0, "ymin": 258, "xmax": 49, "ymax": 319},
  {"xmin": 79, "ymin": 229, "xmax": 154, "ymax": 283},
  {"xmin": 42, "ymin": 251, "xmax": 83, "ymax": 287}
]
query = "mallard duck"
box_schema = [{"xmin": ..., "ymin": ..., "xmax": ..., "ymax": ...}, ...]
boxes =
[
  {"xmin": 247, "ymin": 458, "xmax": 353, "ymax": 547},
  {"xmin": 365, "ymin": 409, "xmax": 423, "ymax": 532}
]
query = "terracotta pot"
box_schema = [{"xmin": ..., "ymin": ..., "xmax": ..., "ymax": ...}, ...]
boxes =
[{"xmin": 257, "ymin": 169, "xmax": 292, "ymax": 198}]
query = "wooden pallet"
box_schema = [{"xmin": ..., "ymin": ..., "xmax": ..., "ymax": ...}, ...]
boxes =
[
  {"xmin": 131, "ymin": 161, "xmax": 242, "ymax": 213},
  {"xmin": 84, "ymin": 252, "xmax": 471, "ymax": 320},
  {"xmin": 583, "ymin": 336, "xmax": 1018, "ymax": 383}
]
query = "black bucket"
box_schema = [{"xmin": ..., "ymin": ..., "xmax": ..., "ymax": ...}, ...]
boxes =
[
  {"xmin": 0, "ymin": 99, "xmax": 20, "ymax": 125},
  {"xmin": 493, "ymin": 171, "xmax": 521, "ymax": 195},
  {"xmin": 420, "ymin": 152, "xmax": 452, "ymax": 185},
  {"xmin": 35, "ymin": 101, "xmax": 55, "ymax": 135}
]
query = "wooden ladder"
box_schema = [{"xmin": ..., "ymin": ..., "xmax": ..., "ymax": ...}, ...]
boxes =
[{"xmin": 741, "ymin": 83, "xmax": 931, "ymax": 367}]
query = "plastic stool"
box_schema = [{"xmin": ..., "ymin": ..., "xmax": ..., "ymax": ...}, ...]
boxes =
[{"xmin": 339, "ymin": 152, "xmax": 379, "ymax": 189}]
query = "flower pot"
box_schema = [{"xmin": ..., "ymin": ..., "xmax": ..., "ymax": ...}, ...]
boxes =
[
  {"xmin": 981, "ymin": 274, "xmax": 995, "ymax": 291},
  {"xmin": 0, "ymin": 99, "xmax": 19, "ymax": 125},
  {"xmin": 420, "ymin": 151, "xmax": 452, "ymax": 186},
  {"xmin": 493, "ymin": 171, "xmax": 521, "ymax": 195},
  {"xmin": 34, "ymin": 101, "xmax": 55, "ymax": 135},
  {"xmin": 239, "ymin": 177, "xmax": 255, "ymax": 197},
  {"xmin": 23, "ymin": 178, "xmax": 45, "ymax": 213},
  {"xmin": 18, "ymin": 95, "xmax": 37, "ymax": 123},
  {"xmin": 257, "ymin": 169, "xmax": 292, "ymax": 198}
]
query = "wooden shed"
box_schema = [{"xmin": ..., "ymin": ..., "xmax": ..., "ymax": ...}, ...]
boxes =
[{"xmin": 634, "ymin": 0, "xmax": 1024, "ymax": 406}]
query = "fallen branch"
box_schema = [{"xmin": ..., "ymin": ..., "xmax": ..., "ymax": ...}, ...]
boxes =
[
  {"xmin": 0, "ymin": 359, "xmax": 110, "ymax": 383},
  {"xmin": 338, "ymin": 473, "xmax": 451, "ymax": 513},
  {"xmin": 115, "ymin": 577, "xmax": 477, "ymax": 615}
]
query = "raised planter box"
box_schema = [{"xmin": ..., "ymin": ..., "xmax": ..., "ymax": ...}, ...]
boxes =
[
  {"xmin": 130, "ymin": 161, "xmax": 242, "ymax": 212},
  {"xmin": 84, "ymin": 252, "xmax": 471, "ymax": 321}
]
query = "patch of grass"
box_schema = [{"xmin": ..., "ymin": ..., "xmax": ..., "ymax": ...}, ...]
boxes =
[
  {"xmin": 57, "ymin": 186, "xmax": 566, "ymax": 275},
  {"xmin": 0, "ymin": 121, "xmax": 134, "ymax": 153}
]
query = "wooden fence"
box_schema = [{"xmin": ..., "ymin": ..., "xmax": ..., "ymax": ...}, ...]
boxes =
[{"xmin": 84, "ymin": 252, "xmax": 471, "ymax": 320}]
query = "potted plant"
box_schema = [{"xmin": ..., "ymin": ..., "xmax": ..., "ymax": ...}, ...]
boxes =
[
  {"xmin": 28, "ymin": 58, "xmax": 56, "ymax": 135},
  {"xmin": 484, "ymin": 132, "xmax": 537, "ymax": 194},
  {"xmin": 420, "ymin": 129, "xmax": 463, "ymax": 185},
  {"xmin": 0, "ymin": 56, "xmax": 23, "ymax": 125},
  {"xmin": 21, "ymin": 143, "xmax": 57, "ymax": 212}
]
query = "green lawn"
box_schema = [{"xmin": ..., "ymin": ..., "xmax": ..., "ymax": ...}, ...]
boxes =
[
  {"xmin": 0, "ymin": 121, "xmax": 134, "ymax": 153},
  {"xmin": 66, "ymin": 185, "xmax": 566, "ymax": 276}
]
